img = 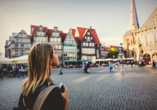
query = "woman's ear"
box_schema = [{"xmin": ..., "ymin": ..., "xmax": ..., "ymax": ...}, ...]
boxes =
[{"xmin": 49, "ymin": 58, "xmax": 53, "ymax": 65}]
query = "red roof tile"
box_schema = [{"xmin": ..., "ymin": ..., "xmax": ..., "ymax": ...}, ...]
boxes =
[
  {"xmin": 90, "ymin": 29, "xmax": 101, "ymax": 45},
  {"xmin": 60, "ymin": 31, "xmax": 67, "ymax": 42},
  {"xmin": 71, "ymin": 29, "xmax": 79, "ymax": 46},
  {"xmin": 76, "ymin": 27, "xmax": 87, "ymax": 41},
  {"xmin": 76, "ymin": 27, "xmax": 101, "ymax": 45}
]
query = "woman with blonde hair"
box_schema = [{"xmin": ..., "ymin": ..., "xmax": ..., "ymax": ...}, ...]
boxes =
[{"xmin": 17, "ymin": 43, "xmax": 69, "ymax": 110}]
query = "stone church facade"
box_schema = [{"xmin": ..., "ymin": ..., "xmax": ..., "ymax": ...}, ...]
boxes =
[{"xmin": 123, "ymin": 0, "xmax": 157, "ymax": 62}]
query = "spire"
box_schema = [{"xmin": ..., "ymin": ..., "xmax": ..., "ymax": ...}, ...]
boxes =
[{"xmin": 129, "ymin": 0, "xmax": 139, "ymax": 30}]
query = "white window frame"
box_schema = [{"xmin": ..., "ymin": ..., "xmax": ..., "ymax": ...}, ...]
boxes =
[
  {"xmin": 83, "ymin": 43, "xmax": 85, "ymax": 46},
  {"xmin": 38, "ymin": 33, "xmax": 40, "ymax": 36},
  {"xmin": 53, "ymin": 33, "xmax": 56, "ymax": 36},
  {"xmin": 56, "ymin": 33, "xmax": 59, "ymax": 36},
  {"xmin": 41, "ymin": 32, "xmax": 44, "ymax": 36},
  {"xmin": 87, "ymin": 32, "xmax": 90, "ymax": 35},
  {"xmin": 36, "ymin": 38, "xmax": 38, "ymax": 41},
  {"xmin": 16, "ymin": 39, "xmax": 18, "ymax": 42},
  {"xmin": 43, "ymin": 38, "xmax": 45, "ymax": 42},
  {"xmin": 54, "ymin": 38, "xmax": 57, "ymax": 42},
  {"xmin": 21, "ymin": 50, "xmax": 24, "ymax": 55},
  {"xmin": 55, "ymin": 45, "xmax": 58, "ymax": 50},
  {"xmin": 58, "ymin": 38, "xmax": 60, "ymax": 42},
  {"xmin": 15, "ymin": 44, "xmax": 18, "ymax": 47},
  {"xmin": 21, "ymin": 44, "xmax": 24, "ymax": 48},
  {"xmin": 86, "ymin": 43, "xmax": 88, "ymax": 46},
  {"xmin": 40, "ymin": 38, "xmax": 42, "ymax": 42},
  {"xmin": 21, "ymin": 39, "xmax": 24, "ymax": 42},
  {"xmin": 50, "ymin": 38, "xmax": 53, "ymax": 42},
  {"xmin": 59, "ymin": 45, "xmax": 61, "ymax": 50},
  {"xmin": 15, "ymin": 50, "xmax": 18, "ymax": 55},
  {"xmin": 26, "ymin": 39, "xmax": 30, "ymax": 42},
  {"xmin": 21, "ymin": 34, "xmax": 24, "ymax": 37},
  {"xmin": 26, "ymin": 44, "xmax": 30, "ymax": 48}
]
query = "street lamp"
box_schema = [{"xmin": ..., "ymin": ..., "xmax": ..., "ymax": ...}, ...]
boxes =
[{"xmin": 120, "ymin": 43, "xmax": 124, "ymax": 74}]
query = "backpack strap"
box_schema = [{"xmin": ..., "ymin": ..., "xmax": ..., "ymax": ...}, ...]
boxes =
[{"xmin": 32, "ymin": 85, "xmax": 57, "ymax": 110}]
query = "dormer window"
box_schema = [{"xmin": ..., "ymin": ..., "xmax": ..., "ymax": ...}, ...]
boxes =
[
  {"xmin": 21, "ymin": 34, "xmax": 24, "ymax": 37},
  {"xmin": 56, "ymin": 33, "xmax": 59, "ymax": 36},
  {"xmin": 41, "ymin": 32, "xmax": 44, "ymax": 36},
  {"xmin": 53, "ymin": 33, "xmax": 55, "ymax": 36},
  {"xmin": 87, "ymin": 32, "xmax": 90, "ymax": 35}
]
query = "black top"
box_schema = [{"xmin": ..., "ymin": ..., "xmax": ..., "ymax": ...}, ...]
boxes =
[{"xmin": 18, "ymin": 81, "xmax": 65, "ymax": 110}]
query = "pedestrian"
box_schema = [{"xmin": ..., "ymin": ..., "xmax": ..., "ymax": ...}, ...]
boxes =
[
  {"xmin": 17, "ymin": 63, "xmax": 24, "ymax": 78},
  {"xmin": 131, "ymin": 61, "xmax": 133, "ymax": 68},
  {"xmin": 12, "ymin": 65, "xmax": 14, "ymax": 70},
  {"xmin": 152, "ymin": 60, "xmax": 155, "ymax": 69},
  {"xmin": 82, "ymin": 62, "xmax": 85, "ymax": 74},
  {"xmin": 109, "ymin": 61, "xmax": 113, "ymax": 73},
  {"xmin": 112, "ymin": 62, "xmax": 115, "ymax": 73},
  {"xmin": 15, "ymin": 43, "xmax": 69, "ymax": 110},
  {"xmin": 86, "ymin": 62, "xmax": 90, "ymax": 73},
  {"xmin": 0, "ymin": 64, "xmax": 3, "ymax": 79}
]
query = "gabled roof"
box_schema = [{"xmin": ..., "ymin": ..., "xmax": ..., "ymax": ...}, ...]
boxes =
[
  {"xmin": 71, "ymin": 29, "xmax": 79, "ymax": 46},
  {"xmin": 76, "ymin": 27, "xmax": 87, "ymax": 41},
  {"xmin": 60, "ymin": 31, "xmax": 67, "ymax": 42},
  {"xmin": 31, "ymin": 25, "xmax": 48, "ymax": 35},
  {"xmin": 90, "ymin": 29, "xmax": 101, "ymax": 45},
  {"xmin": 123, "ymin": 31, "xmax": 133, "ymax": 36},
  {"xmin": 141, "ymin": 7, "xmax": 157, "ymax": 28},
  {"xmin": 76, "ymin": 27, "xmax": 101, "ymax": 45}
]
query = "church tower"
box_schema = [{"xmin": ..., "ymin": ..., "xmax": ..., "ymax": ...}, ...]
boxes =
[
  {"xmin": 129, "ymin": 0, "xmax": 139, "ymax": 30},
  {"xmin": 123, "ymin": 0, "xmax": 139, "ymax": 58}
]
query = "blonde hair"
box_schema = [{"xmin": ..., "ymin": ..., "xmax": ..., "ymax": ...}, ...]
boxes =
[{"xmin": 21, "ymin": 43, "xmax": 53, "ymax": 97}]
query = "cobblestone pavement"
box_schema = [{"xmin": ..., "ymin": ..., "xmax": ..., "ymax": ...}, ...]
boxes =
[{"xmin": 0, "ymin": 65, "xmax": 157, "ymax": 110}]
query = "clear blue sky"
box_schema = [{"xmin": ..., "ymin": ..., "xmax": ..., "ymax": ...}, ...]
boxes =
[{"xmin": 0, "ymin": 0, "xmax": 157, "ymax": 54}]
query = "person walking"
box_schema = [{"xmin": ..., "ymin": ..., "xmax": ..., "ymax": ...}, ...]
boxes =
[
  {"xmin": 152, "ymin": 60, "xmax": 155, "ymax": 69},
  {"xmin": 82, "ymin": 62, "xmax": 86, "ymax": 74},
  {"xmin": 131, "ymin": 61, "xmax": 133, "ymax": 68},
  {"xmin": 17, "ymin": 64, "xmax": 24, "ymax": 78},
  {"xmin": 109, "ymin": 61, "xmax": 113, "ymax": 73},
  {"xmin": 16, "ymin": 43, "xmax": 69, "ymax": 110},
  {"xmin": 87, "ymin": 62, "xmax": 90, "ymax": 73},
  {"xmin": 0, "ymin": 64, "xmax": 3, "ymax": 79}
]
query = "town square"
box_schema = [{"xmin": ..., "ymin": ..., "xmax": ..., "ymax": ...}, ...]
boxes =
[
  {"xmin": 1, "ymin": 66, "xmax": 157, "ymax": 110},
  {"xmin": 0, "ymin": 0, "xmax": 157, "ymax": 109}
]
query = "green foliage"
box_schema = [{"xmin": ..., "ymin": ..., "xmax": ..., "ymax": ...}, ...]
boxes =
[{"xmin": 106, "ymin": 48, "xmax": 119, "ymax": 58}]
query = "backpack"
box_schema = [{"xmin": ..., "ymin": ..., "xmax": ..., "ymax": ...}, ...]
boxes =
[{"xmin": 13, "ymin": 85, "xmax": 56, "ymax": 110}]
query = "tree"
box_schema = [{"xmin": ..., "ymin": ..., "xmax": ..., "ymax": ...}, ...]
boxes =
[{"xmin": 106, "ymin": 48, "xmax": 119, "ymax": 58}]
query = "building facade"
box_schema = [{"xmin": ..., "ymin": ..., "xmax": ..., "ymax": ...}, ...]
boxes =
[
  {"xmin": 5, "ymin": 30, "xmax": 31, "ymax": 58},
  {"xmin": 50, "ymin": 27, "xmax": 63, "ymax": 64},
  {"xmin": 75, "ymin": 27, "xmax": 101, "ymax": 60},
  {"xmin": 32, "ymin": 25, "xmax": 48, "ymax": 45},
  {"xmin": 123, "ymin": 0, "xmax": 157, "ymax": 62},
  {"xmin": 63, "ymin": 29, "xmax": 77, "ymax": 63}
]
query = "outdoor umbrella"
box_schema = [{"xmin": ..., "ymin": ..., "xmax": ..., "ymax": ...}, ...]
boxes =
[
  {"xmin": 10, "ymin": 55, "xmax": 28, "ymax": 63},
  {"xmin": 0, "ymin": 56, "xmax": 13, "ymax": 64},
  {"xmin": 78, "ymin": 59, "xmax": 91, "ymax": 62},
  {"xmin": 65, "ymin": 60, "xmax": 78, "ymax": 68},
  {"xmin": 65, "ymin": 60, "xmax": 78, "ymax": 63}
]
